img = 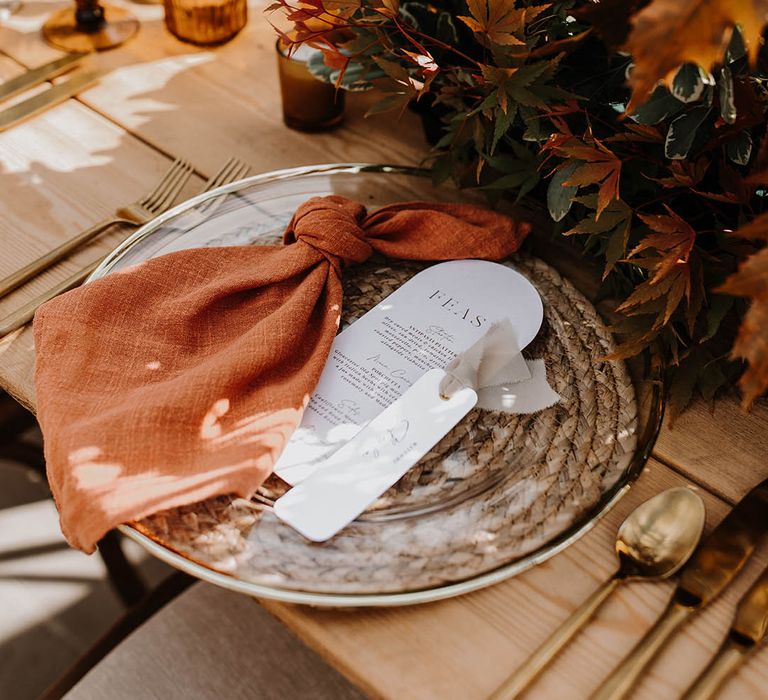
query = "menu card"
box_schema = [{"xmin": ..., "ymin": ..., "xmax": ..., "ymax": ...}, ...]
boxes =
[{"xmin": 274, "ymin": 260, "xmax": 543, "ymax": 485}]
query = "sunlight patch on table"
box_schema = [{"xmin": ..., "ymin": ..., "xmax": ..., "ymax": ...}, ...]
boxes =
[
  {"xmin": 0, "ymin": 101, "xmax": 123, "ymax": 174},
  {"xmin": 91, "ymin": 54, "xmax": 215, "ymax": 129}
]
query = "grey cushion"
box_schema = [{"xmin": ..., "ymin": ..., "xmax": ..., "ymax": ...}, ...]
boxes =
[{"xmin": 66, "ymin": 582, "xmax": 366, "ymax": 700}]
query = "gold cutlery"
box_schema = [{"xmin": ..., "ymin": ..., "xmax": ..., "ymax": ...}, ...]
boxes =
[
  {"xmin": 681, "ymin": 564, "xmax": 768, "ymax": 700},
  {"xmin": 0, "ymin": 70, "xmax": 102, "ymax": 132},
  {"xmin": 0, "ymin": 52, "xmax": 88, "ymax": 102},
  {"xmin": 195, "ymin": 156, "xmax": 251, "ymax": 215},
  {"xmin": 592, "ymin": 477, "xmax": 768, "ymax": 700},
  {"xmin": 488, "ymin": 488, "xmax": 705, "ymax": 700},
  {"xmin": 0, "ymin": 158, "xmax": 195, "ymax": 301},
  {"xmin": 0, "ymin": 157, "xmax": 252, "ymax": 337}
]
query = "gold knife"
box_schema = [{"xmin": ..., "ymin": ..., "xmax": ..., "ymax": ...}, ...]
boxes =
[
  {"xmin": 591, "ymin": 477, "xmax": 768, "ymax": 700},
  {"xmin": 0, "ymin": 52, "xmax": 88, "ymax": 102},
  {"xmin": 0, "ymin": 70, "xmax": 101, "ymax": 132},
  {"xmin": 681, "ymin": 564, "xmax": 768, "ymax": 700}
]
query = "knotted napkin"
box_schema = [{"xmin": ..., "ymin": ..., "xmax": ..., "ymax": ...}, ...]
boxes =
[{"xmin": 34, "ymin": 195, "xmax": 530, "ymax": 552}]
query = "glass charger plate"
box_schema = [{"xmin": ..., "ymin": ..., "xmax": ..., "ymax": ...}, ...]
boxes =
[{"xmin": 91, "ymin": 163, "xmax": 663, "ymax": 607}]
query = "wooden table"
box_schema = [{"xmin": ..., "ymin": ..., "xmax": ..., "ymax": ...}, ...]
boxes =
[{"xmin": 2, "ymin": 3, "xmax": 768, "ymax": 698}]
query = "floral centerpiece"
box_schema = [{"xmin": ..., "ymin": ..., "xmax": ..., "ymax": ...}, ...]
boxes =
[{"xmin": 270, "ymin": 0, "xmax": 768, "ymax": 415}]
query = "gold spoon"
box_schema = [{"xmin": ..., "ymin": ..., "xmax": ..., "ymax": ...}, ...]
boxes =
[{"xmin": 489, "ymin": 487, "xmax": 706, "ymax": 700}]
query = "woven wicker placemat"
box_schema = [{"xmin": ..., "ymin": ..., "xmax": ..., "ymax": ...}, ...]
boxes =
[{"xmin": 133, "ymin": 251, "xmax": 638, "ymax": 595}]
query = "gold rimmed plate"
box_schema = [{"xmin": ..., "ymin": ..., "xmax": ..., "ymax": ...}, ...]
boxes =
[{"xmin": 89, "ymin": 164, "xmax": 663, "ymax": 607}]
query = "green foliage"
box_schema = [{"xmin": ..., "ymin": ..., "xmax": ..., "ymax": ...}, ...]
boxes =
[{"xmin": 271, "ymin": 0, "xmax": 768, "ymax": 411}]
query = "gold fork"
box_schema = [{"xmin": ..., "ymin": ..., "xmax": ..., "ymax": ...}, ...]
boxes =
[
  {"xmin": 0, "ymin": 157, "xmax": 252, "ymax": 337},
  {"xmin": 0, "ymin": 157, "xmax": 195, "ymax": 300},
  {"xmin": 196, "ymin": 156, "xmax": 251, "ymax": 214}
]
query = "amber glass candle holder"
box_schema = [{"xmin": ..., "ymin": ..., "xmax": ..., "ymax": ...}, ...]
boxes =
[
  {"xmin": 276, "ymin": 41, "xmax": 345, "ymax": 133},
  {"xmin": 164, "ymin": 0, "xmax": 246, "ymax": 45},
  {"xmin": 43, "ymin": 0, "xmax": 139, "ymax": 52}
]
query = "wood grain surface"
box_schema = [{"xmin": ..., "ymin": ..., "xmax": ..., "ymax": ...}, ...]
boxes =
[
  {"xmin": 2, "ymin": 3, "xmax": 768, "ymax": 698},
  {"xmin": 263, "ymin": 463, "xmax": 768, "ymax": 700}
]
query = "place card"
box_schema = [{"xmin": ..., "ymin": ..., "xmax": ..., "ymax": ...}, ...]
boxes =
[
  {"xmin": 273, "ymin": 259, "xmax": 543, "ymax": 484},
  {"xmin": 274, "ymin": 369, "xmax": 478, "ymax": 542}
]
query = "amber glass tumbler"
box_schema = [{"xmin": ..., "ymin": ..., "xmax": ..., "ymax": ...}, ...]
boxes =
[
  {"xmin": 164, "ymin": 0, "xmax": 246, "ymax": 45},
  {"xmin": 276, "ymin": 41, "xmax": 345, "ymax": 132}
]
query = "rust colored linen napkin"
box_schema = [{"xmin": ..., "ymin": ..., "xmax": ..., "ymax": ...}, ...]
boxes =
[{"xmin": 34, "ymin": 196, "xmax": 530, "ymax": 552}]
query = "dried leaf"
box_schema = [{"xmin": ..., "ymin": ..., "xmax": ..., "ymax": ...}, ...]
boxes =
[
  {"xmin": 667, "ymin": 349, "xmax": 706, "ymax": 422},
  {"xmin": 365, "ymin": 91, "xmax": 412, "ymax": 116},
  {"xmin": 605, "ymin": 316, "xmax": 661, "ymax": 359},
  {"xmin": 699, "ymin": 357, "xmax": 729, "ymax": 401},
  {"xmin": 373, "ymin": 58, "xmax": 429, "ymax": 97},
  {"xmin": 604, "ymin": 217, "xmax": 633, "ymax": 277},
  {"xmin": 564, "ymin": 162, "xmax": 618, "ymax": 187},
  {"xmin": 380, "ymin": 0, "xmax": 399, "ymax": 16},
  {"xmin": 665, "ymin": 287, "xmax": 693, "ymax": 337},
  {"xmin": 618, "ymin": 205, "xmax": 699, "ymax": 327},
  {"xmin": 402, "ymin": 50, "xmax": 438, "ymax": 74},
  {"xmin": 730, "ymin": 298, "xmax": 768, "ymax": 409},
  {"xmin": 718, "ymin": 248, "xmax": 768, "ymax": 298},
  {"xmin": 554, "ymin": 139, "xmax": 622, "ymax": 218},
  {"xmin": 652, "ymin": 158, "xmax": 709, "ymax": 188},
  {"xmin": 690, "ymin": 190, "xmax": 741, "ymax": 204},
  {"xmin": 565, "ymin": 207, "xmax": 629, "ymax": 236},
  {"xmin": 604, "ymin": 123, "xmax": 664, "ymax": 143},
  {"xmin": 322, "ymin": 48, "xmax": 350, "ymax": 72},
  {"xmin": 718, "ymin": 247, "xmax": 768, "ymax": 408},
  {"xmin": 375, "ymin": 57, "xmax": 412, "ymax": 83},
  {"xmin": 715, "ymin": 212, "xmax": 768, "ymax": 407},
  {"xmin": 322, "ymin": 0, "xmax": 362, "ymax": 17},
  {"xmin": 703, "ymin": 293, "xmax": 735, "ymax": 340},
  {"xmin": 631, "ymin": 205, "xmax": 697, "ymax": 282},
  {"xmin": 458, "ymin": 0, "xmax": 549, "ymax": 46},
  {"xmin": 686, "ymin": 253, "xmax": 705, "ymax": 334},
  {"xmin": 622, "ymin": 0, "xmax": 766, "ymax": 113},
  {"xmin": 618, "ymin": 264, "xmax": 691, "ymax": 326},
  {"xmin": 727, "ymin": 211, "xmax": 768, "ymax": 241}
]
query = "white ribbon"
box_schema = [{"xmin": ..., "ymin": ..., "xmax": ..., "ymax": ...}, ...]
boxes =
[{"xmin": 439, "ymin": 319, "xmax": 561, "ymax": 414}]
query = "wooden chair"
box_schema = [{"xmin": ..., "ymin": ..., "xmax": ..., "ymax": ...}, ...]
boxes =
[{"xmin": 1, "ymin": 390, "xmax": 148, "ymax": 606}]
